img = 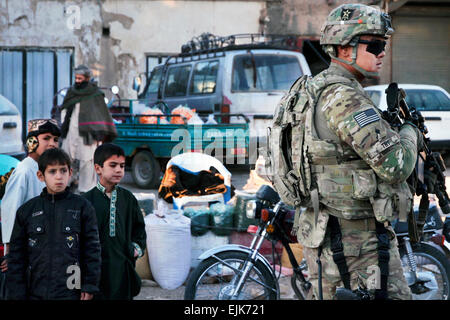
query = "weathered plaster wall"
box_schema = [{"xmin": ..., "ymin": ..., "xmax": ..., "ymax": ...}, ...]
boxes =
[
  {"xmin": 101, "ymin": 0, "xmax": 265, "ymax": 98},
  {"xmin": 0, "ymin": 0, "xmax": 265, "ymax": 99},
  {"xmin": 0, "ymin": 0, "xmax": 102, "ymax": 70},
  {"xmin": 264, "ymin": 0, "xmax": 391, "ymax": 84}
]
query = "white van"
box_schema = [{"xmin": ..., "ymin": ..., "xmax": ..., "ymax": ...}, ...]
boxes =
[
  {"xmin": 365, "ymin": 84, "xmax": 450, "ymax": 152},
  {"xmin": 0, "ymin": 94, "xmax": 25, "ymax": 160},
  {"xmin": 133, "ymin": 34, "xmax": 312, "ymax": 142}
]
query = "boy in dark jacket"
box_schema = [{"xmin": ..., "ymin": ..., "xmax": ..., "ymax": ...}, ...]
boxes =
[
  {"xmin": 83, "ymin": 143, "xmax": 146, "ymax": 300},
  {"xmin": 7, "ymin": 148, "xmax": 101, "ymax": 300}
]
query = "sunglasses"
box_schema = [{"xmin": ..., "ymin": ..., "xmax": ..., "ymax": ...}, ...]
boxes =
[{"xmin": 358, "ymin": 39, "xmax": 387, "ymax": 56}]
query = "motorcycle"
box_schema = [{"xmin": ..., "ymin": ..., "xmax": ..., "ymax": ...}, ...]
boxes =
[
  {"xmin": 184, "ymin": 185, "xmax": 450, "ymax": 300},
  {"xmin": 184, "ymin": 184, "xmax": 311, "ymax": 300},
  {"xmin": 393, "ymin": 203, "xmax": 450, "ymax": 300}
]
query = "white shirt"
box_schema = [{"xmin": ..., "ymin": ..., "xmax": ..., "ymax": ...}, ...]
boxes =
[{"xmin": 1, "ymin": 157, "xmax": 45, "ymax": 243}]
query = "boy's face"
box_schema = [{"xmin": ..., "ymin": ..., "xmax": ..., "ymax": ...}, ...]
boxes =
[
  {"xmin": 35, "ymin": 133, "xmax": 59, "ymax": 156},
  {"xmin": 37, "ymin": 164, "xmax": 72, "ymax": 194},
  {"xmin": 94, "ymin": 155, "xmax": 126, "ymax": 189}
]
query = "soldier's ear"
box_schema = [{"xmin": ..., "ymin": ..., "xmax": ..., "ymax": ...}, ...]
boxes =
[{"xmin": 336, "ymin": 45, "xmax": 353, "ymax": 60}]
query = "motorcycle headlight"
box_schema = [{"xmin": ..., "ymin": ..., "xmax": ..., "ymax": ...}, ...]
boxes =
[{"xmin": 246, "ymin": 200, "xmax": 257, "ymax": 219}]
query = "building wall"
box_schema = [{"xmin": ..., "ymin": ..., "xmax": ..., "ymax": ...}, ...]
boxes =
[
  {"xmin": 1, "ymin": 0, "xmax": 446, "ymax": 101},
  {"xmin": 264, "ymin": 0, "xmax": 391, "ymax": 84},
  {"xmin": 0, "ymin": 0, "xmax": 265, "ymax": 99}
]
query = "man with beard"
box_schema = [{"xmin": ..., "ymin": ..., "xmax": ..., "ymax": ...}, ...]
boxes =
[{"xmin": 60, "ymin": 65, "xmax": 117, "ymax": 194}]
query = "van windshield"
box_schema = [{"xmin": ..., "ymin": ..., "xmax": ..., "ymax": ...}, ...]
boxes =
[
  {"xmin": 232, "ymin": 54, "xmax": 302, "ymax": 92},
  {"xmin": 404, "ymin": 89, "xmax": 450, "ymax": 111},
  {"xmin": 0, "ymin": 95, "xmax": 19, "ymax": 115},
  {"xmin": 144, "ymin": 67, "xmax": 163, "ymax": 98}
]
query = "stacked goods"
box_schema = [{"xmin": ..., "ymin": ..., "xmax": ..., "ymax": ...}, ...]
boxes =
[
  {"xmin": 183, "ymin": 207, "xmax": 211, "ymax": 236},
  {"xmin": 209, "ymin": 203, "xmax": 234, "ymax": 236},
  {"xmin": 170, "ymin": 105, "xmax": 196, "ymax": 124},
  {"xmin": 139, "ymin": 107, "xmax": 168, "ymax": 124}
]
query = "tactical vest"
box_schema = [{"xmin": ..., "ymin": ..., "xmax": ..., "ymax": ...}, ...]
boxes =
[{"xmin": 267, "ymin": 72, "xmax": 412, "ymax": 223}]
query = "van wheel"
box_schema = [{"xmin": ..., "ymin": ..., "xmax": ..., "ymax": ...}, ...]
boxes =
[{"xmin": 131, "ymin": 150, "xmax": 161, "ymax": 189}]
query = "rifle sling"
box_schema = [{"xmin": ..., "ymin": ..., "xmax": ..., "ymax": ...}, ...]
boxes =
[{"xmin": 327, "ymin": 215, "xmax": 390, "ymax": 299}]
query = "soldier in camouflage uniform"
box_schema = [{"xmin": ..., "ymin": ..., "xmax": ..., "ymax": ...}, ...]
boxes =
[{"xmin": 296, "ymin": 4, "xmax": 423, "ymax": 300}]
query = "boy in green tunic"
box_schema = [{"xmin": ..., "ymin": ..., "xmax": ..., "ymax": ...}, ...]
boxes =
[{"xmin": 83, "ymin": 143, "xmax": 146, "ymax": 300}]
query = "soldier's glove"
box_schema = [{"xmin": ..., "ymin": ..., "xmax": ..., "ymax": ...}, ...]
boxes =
[{"xmin": 401, "ymin": 121, "xmax": 424, "ymax": 152}]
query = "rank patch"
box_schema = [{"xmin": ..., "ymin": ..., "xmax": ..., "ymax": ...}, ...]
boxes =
[
  {"xmin": 341, "ymin": 9, "xmax": 355, "ymax": 21},
  {"xmin": 354, "ymin": 108, "xmax": 380, "ymax": 128}
]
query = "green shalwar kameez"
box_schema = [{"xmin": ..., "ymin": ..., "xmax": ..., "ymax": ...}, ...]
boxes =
[{"xmin": 84, "ymin": 184, "xmax": 146, "ymax": 300}]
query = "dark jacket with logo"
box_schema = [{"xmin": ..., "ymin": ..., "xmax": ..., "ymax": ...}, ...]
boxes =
[{"xmin": 6, "ymin": 188, "xmax": 101, "ymax": 300}]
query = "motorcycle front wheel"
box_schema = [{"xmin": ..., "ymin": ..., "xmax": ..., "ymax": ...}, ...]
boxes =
[
  {"xmin": 184, "ymin": 251, "xmax": 278, "ymax": 300},
  {"xmin": 400, "ymin": 242, "xmax": 450, "ymax": 300}
]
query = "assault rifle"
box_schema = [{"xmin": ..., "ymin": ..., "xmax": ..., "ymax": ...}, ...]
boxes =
[{"xmin": 382, "ymin": 83, "xmax": 450, "ymax": 242}]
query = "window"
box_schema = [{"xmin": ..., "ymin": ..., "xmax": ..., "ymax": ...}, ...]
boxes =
[
  {"xmin": 405, "ymin": 89, "xmax": 450, "ymax": 111},
  {"xmin": 232, "ymin": 54, "xmax": 302, "ymax": 92},
  {"xmin": 190, "ymin": 61, "xmax": 219, "ymax": 94},
  {"xmin": 164, "ymin": 65, "xmax": 192, "ymax": 97},
  {"xmin": 145, "ymin": 67, "xmax": 163, "ymax": 98}
]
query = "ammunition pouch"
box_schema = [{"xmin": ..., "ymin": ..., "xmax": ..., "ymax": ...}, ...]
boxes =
[
  {"xmin": 312, "ymin": 163, "xmax": 376, "ymax": 219},
  {"xmin": 370, "ymin": 181, "xmax": 413, "ymax": 223}
]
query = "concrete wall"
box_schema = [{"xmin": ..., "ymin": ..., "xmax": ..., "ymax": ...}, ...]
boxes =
[
  {"xmin": 101, "ymin": 0, "xmax": 265, "ymax": 97},
  {"xmin": 264, "ymin": 0, "xmax": 391, "ymax": 84},
  {"xmin": 0, "ymin": 0, "xmax": 102, "ymax": 68},
  {"xmin": 0, "ymin": 0, "xmax": 265, "ymax": 99}
]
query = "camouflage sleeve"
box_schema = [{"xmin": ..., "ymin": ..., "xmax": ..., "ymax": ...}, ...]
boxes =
[{"xmin": 320, "ymin": 84, "xmax": 418, "ymax": 184}]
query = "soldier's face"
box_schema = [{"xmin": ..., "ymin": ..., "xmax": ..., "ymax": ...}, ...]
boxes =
[{"xmin": 355, "ymin": 35, "xmax": 386, "ymax": 73}]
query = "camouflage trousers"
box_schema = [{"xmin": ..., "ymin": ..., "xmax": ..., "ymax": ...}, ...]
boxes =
[{"xmin": 302, "ymin": 221, "xmax": 412, "ymax": 300}]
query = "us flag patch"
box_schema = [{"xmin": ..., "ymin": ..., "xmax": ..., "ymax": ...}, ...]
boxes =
[{"xmin": 353, "ymin": 108, "xmax": 380, "ymax": 128}]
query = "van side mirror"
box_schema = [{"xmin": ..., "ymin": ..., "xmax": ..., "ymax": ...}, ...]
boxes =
[{"xmin": 132, "ymin": 76, "xmax": 141, "ymax": 93}]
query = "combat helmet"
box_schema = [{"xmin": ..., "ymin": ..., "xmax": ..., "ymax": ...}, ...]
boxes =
[{"xmin": 320, "ymin": 3, "xmax": 394, "ymax": 78}]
